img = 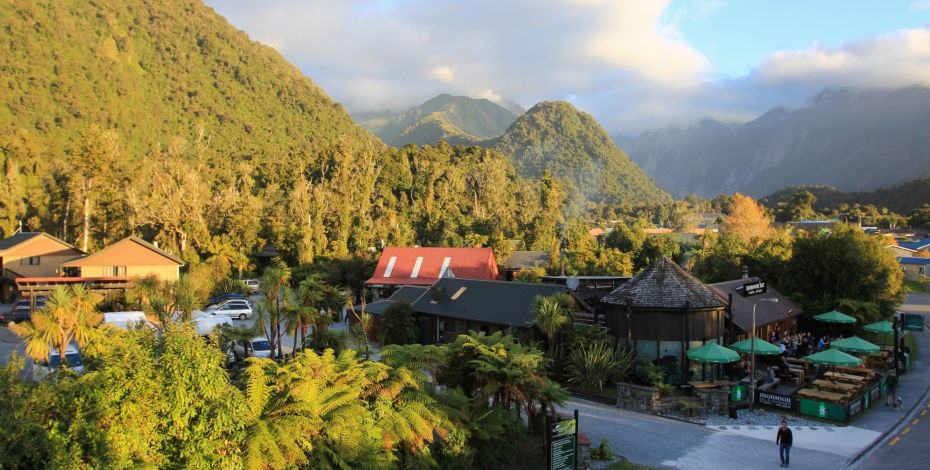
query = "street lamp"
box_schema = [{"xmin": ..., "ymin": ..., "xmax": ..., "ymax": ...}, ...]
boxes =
[{"xmin": 750, "ymin": 298, "xmax": 779, "ymax": 411}]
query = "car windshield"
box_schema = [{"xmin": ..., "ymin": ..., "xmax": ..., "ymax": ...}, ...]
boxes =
[
  {"xmin": 252, "ymin": 340, "xmax": 270, "ymax": 351},
  {"xmin": 47, "ymin": 353, "xmax": 83, "ymax": 368}
]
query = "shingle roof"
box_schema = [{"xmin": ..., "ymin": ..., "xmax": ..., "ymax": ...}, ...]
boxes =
[
  {"xmin": 708, "ymin": 277, "xmax": 802, "ymax": 332},
  {"xmin": 0, "ymin": 232, "xmax": 80, "ymax": 252},
  {"xmin": 366, "ymin": 247, "xmax": 499, "ymax": 286},
  {"xmin": 899, "ymin": 256, "xmax": 930, "ymax": 266},
  {"xmin": 410, "ymin": 278, "xmax": 572, "ymax": 327},
  {"xmin": 504, "ymin": 251, "xmax": 551, "ymax": 270},
  {"xmin": 600, "ymin": 257, "xmax": 726, "ymax": 310}
]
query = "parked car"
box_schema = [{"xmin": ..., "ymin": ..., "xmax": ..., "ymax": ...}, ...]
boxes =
[
  {"xmin": 32, "ymin": 344, "xmax": 84, "ymax": 380},
  {"xmin": 206, "ymin": 297, "xmax": 254, "ymax": 311},
  {"xmin": 2, "ymin": 296, "xmax": 47, "ymax": 323},
  {"xmin": 206, "ymin": 299, "xmax": 253, "ymax": 320},
  {"xmin": 191, "ymin": 313, "xmax": 233, "ymax": 335},
  {"xmin": 206, "ymin": 292, "xmax": 248, "ymax": 306},
  {"xmin": 103, "ymin": 311, "xmax": 156, "ymax": 330},
  {"xmin": 243, "ymin": 279, "xmax": 262, "ymax": 292},
  {"xmin": 233, "ymin": 336, "xmax": 272, "ymax": 358}
]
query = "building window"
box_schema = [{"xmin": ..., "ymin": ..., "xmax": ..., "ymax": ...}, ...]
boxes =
[
  {"xmin": 20, "ymin": 256, "xmax": 40, "ymax": 266},
  {"xmin": 107, "ymin": 266, "xmax": 127, "ymax": 276}
]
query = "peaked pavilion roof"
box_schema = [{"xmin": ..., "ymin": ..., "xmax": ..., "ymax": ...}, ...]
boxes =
[{"xmin": 601, "ymin": 257, "xmax": 726, "ymax": 310}]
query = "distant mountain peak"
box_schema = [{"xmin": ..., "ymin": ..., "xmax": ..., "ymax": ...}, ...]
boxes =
[{"xmin": 363, "ymin": 94, "xmax": 520, "ymax": 147}]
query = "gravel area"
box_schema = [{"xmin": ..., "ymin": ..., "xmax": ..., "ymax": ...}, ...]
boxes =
[{"xmin": 706, "ymin": 408, "xmax": 835, "ymax": 428}]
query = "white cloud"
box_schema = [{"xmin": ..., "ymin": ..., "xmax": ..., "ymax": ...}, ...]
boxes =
[
  {"xmin": 756, "ymin": 28, "xmax": 930, "ymax": 89},
  {"xmin": 912, "ymin": 0, "xmax": 930, "ymax": 11},
  {"xmin": 207, "ymin": 1, "xmax": 930, "ymax": 134}
]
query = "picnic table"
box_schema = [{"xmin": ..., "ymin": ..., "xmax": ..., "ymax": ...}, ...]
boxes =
[
  {"xmin": 687, "ymin": 381, "xmax": 722, "ymax": 390},
  {"xmin": 786, "ymin": 367, "xmax": 805, "ymax": 384},
  {"xmin": 824, "ymin": 371, "xmax": 866, "ymax": 383},
  {"xmin": 798, "ymin": 388, "xmax": 846, "ymax": 403},
  {"xmin": 813, "ymin": 379, "xmax": 858, "ymax": 392},
  {"xmin": 785, "ymin": 357, "xmax": 808, "ymax": 368},
  {"xmin": 836, "ymin": 366, "xmax": 873, "ymax": 376}
]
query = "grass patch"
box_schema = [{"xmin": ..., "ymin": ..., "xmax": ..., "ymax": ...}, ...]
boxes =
[{"xmin": 604, "ymin": 461, "xmax": 660, "ymax": 470}]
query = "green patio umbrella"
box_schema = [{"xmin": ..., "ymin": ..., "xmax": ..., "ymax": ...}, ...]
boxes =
[
  {"xmin": 803, "ymin": 348, "xmax": 863, "ymax": 367},
  {"xmin": 863, "ymin": 320, "xmax": 908, "ymax": 336},
  {"xmin": 686, "ymin": 343, "xmax": 740, "ymax": 364},
  {"xmin": 812, "ymin": 310, "xmax": 857, "ymax": 324},
  {"xmin": 829, "ymin": 336, "xmax": 880, "ymax": 354},
  {"xmin": 729, "ymin": 337, "xmax": 782, "ymax": 355}
]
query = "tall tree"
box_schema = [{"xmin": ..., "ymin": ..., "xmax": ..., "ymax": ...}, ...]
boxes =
[
  {"xmin": 72, "ymin": 126, "xmax": 120, "ymax": 251},
  {"xmin": 530, "ymin": 294, "xmax": 574, "ymax": 356},
  {"xmin": 11, "ymin": 285, "xmax": 102, "ymax": 369},
  {"xmin": 721, "ymin": 193, "xmax": 774, "ymax": 245}
]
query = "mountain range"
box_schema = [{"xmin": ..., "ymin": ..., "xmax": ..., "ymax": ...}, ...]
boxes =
[
  {"xmin": 761, "ymin": 175, "xmax": 930, "ymax": 214},
  {"xmin": 358, "ymin": 94, "xmax": 521, "ymax": 147},
  {"xmin": 620, "ymin": 87, "xmax": 930, "ymax": 198}
]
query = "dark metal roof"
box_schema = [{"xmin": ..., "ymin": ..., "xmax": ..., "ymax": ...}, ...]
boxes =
[
  {"xmin": 708, "ymin": 277, "xmax": 803, "ymax": 332},
  {"xmin": 504, "ymin": 251, "xmax": 551, "ymax": 270},
  {"xmin": 410, "ymin": 278, "xmax": 573, "ymax": 327},
  {"xmin": 600, "ymin": 257, "xmax": 726, "ymax": 310},
  {"xmin": 361, "ymin": 286, "xmax": 429, "ymax": 315}
]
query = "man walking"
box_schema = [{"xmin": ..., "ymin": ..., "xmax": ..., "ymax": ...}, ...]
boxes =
[{"xmin": 776, "ymin": 420, "xmax": 793, "ymax": 467}]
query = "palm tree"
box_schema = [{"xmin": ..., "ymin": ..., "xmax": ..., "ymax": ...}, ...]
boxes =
[
  {"xmin": 11, "ymin": 285, "xmax": 102, "ymax": 370},
  {"xmin": 220, "ymin": 323, "xmax": 259, "ymax": 363},
  {"xmin": 350, "ymin": 312, "xmax": 374, "ymax": 360},
  {"xmin": 171, "ymin": 275, "xmax": 200, "ymax": 322},
  {"xmin": 530, "ymin": 294, "xmax": 573, "ymax": 356},
  {"xmin": 261, "ymin": 264, "xmax": 291, "ymax": 359}
]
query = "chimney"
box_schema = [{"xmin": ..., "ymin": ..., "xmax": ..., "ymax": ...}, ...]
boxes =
[{"xmin": 741, "ymin": 265, "xmax": 749, "ymax": 279}]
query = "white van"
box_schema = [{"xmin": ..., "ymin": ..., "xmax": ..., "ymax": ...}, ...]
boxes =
[
  {"xmin": 233, "ymin": 336, "xmax": 273, "ymax": 358},
  {"xmin": 103, "ymin": 311, "xmax": 156, "ymax": 330},
  {"xmin": 191, "ymin": 313, "xmax": 233, "ymax": 335},
  {"xmin": 33, "ymin": 344, "xmax": 84, "ymax": 380}
]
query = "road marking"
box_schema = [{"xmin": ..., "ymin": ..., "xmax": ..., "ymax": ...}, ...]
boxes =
[
  {"xmin": 922, "ymin": 410, "xmax": 928, "ymax": 417},
  {"xmin": 902, "ymin": 427, "xmax": 911, "ymax": 435},
  {"xmin": 890, "ymin": 437, "xmax": 900, "ymax": 446},
  {"xmin": 913, "ymin": 419, "xmax": 920, "ymax": 425}
]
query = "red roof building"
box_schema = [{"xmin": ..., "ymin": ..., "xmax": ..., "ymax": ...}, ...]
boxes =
[{"xmin": 366, "ymin": 247, "xmax": 500, "ymax": 290}]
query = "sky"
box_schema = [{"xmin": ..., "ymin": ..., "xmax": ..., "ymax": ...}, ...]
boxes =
[{"xmin": 206, "ymin": 0, "xmax": 930, "ymax": 134}]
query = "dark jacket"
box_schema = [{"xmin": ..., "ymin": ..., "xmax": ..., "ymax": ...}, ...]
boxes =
[{"xmin": 777, "ymin": 428, "xmax": 793, "ymax": 446}]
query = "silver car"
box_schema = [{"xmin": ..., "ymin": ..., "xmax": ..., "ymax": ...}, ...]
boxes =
[{"xmin": 206, "ymin": 299, "xmax": 253, "ymax": 320}]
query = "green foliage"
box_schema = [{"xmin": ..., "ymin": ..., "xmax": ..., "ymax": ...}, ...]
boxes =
[
  {"xmin": 566, "ymin": 341, "xmax": 636, "ymax": 392},
  {"xmin": 370, "ymin": 94, "xmax": 520, "ymax": 147},
  {"xmin": 380, "ymin": 300, "xmax": 419, "ymax": 345},
  {"xmin": 592, "ymin": 438, "xmax": 615, "ymax": 461},
  {"xmin": 530, "ymin": 293, "xmax": 574, "ymax": 355},
  {"xmin": 784, "ymin": 225, "xmax": 905, "ymax": 320}
]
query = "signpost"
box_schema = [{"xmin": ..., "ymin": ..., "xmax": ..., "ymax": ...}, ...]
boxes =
[
  {"xmin": 741, "ymin": 280, "xmax": 767, "ymax": 297},
  {"xmin": 903, "ymin": 313, "xmax": 925, "ymax": 332},
  {"xmin": 548, "ymin": 410, "xmax": 578, "ymax": 470}
]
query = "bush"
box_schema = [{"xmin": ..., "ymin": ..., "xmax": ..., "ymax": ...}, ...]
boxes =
[
  {"xmin": 591, "ymin": 438, "xmax": 615, "ymax": 461},
  {"xmin": 379, "ymin": 300, "xmax": 419, "ymax": 345},
  {"xmin": 566, "ymin": 342, "xmax": 635, "ymax": 392}
]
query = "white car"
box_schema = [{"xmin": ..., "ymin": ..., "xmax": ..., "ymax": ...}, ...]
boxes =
[
  {"xmin": 191, "ymin": 314, "xmax": 233, "ymax": 335},
  {"xmin": 33, "ymin": 344, "xmax": 84, "ymax": 380},
  {"xmin": 234, "ymin": 336, "xmax": 273, "ymax": 358},
  {"xmin": 243, "ymin": 279, "xmax": 262, "ymax": 292},
  {"xmin": 206, "ymin": 299, "xmax": 254, "ymax": 320},
  {"xmin": 103, "ymin": 311, "xmax": 156, "ymax": 330}
]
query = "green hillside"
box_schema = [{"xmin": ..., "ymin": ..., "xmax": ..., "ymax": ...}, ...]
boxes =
[
  {"xmin": 368, "ymin": 94, "xmax": 519, "ymax": 147},
  {"xmin": 0, "ymin": 0, "xmax": 379, "ymax": 162},
  {"xmin": 762, "ymin": 175, "xmax": 930, "ymax": 214},
  {"xmin": 489, "ymin": 101, "xmax": 671, "ymax": 206}
]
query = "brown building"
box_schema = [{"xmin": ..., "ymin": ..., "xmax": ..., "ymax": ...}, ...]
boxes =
[
  {"xmin": 0, "ymin": 232, "xmax": 85, "ymax": 301},
  {"xmin": 60, "ymin": 236, "xmax": 183, "ymax": 281},
  {"xmin": 599, "ymin": 257, "xmax": 727, "ymax": 384}
]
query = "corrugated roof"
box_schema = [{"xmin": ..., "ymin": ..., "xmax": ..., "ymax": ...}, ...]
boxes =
[
  {"xmin": 601, "ymin": 257, "xmax": 726, "ymax": 310},
  {"xmin": 410, "ymin": 278, "xmax": 571, "ymax": 327},
  {"xmin": 366, "ymin": 247, "xmax": 499, "ymax": 286},
  {"xmin": 898, "ymin": 239, "xmax": 930, "ymax": 251},
  {"xmin": 360, "ymin": 286, "xmax": 428, "ymax": 315},
  {"xmin": 504, "ymin": 251, "xmax": 550, "ymax": 270},
  {"xmin": 899, "ymin": 256, "xmax": 930, "ymax": 266},
  {"xmin": 0, "ymin": 232, "xmax": 81, "ymax": 253},
  {"xmin": 708, "ymin": 277, "xmax": 802, "ymax": 332}
]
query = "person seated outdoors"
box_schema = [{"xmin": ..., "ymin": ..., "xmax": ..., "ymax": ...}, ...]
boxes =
[{"xmin": 816, "ymin": 336, "xmax": 826, "ymax": 350}]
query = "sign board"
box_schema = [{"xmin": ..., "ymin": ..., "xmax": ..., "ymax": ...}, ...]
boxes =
[
  {"xmin": 730, "ymin": 384, "xmax": 747, "ymax": 402},
  {"xmin": 848, "ymin": 397, "xmax": 864, "ymax": 417},
  {"xmin": 757, "ymin": 390, "xmax": 795, "ymax": 411},
  {"xmin": 741, "ymin": 280, "xmax": 767, "ymax": 297},
  {"xmin": 549, "ymin": 418, "xmax": 576, "ymax": 470},
  {"xmin": 903, "ymin": 313, "xmax": 925, "ymax": 332},
  {"xmin": 800, "ymin": 398, "xmax": 846, "ymax": 422}
]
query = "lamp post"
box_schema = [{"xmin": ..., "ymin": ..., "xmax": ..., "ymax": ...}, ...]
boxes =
[{"xmin": 750, "ymin": 298, "xmax": 779, "ymax": 411}]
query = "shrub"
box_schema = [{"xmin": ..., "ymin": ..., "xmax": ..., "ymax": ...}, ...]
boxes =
[
  {"xmin": 566, "ymin": 342, "xmax": 635, "ymax": 392},
  {"xmin": 591, "ymin": 438, "xmax": 615, "ymax": 461}
]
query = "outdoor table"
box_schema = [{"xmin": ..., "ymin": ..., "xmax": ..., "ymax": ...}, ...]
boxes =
[
  {"xmin": 813, "ymin": 379, "xmax": 858, "ymax": 392},
  {"xmin": 687, "ymin": 381, "xmax": 721, "ymax": 390},
  {"xmin": 798, "ymin": 388, "xmax": 846, "ymax": 403},
  {"xmin": 787, "ymin": 368, "xmax": 805, "ymax": 383},
  {"xmin": 836, "ymin": 366, "xmax": 873, "ymax": 376},
  {"xmin": 824, "ymin": 372, "xmax": 866, "ymax": 383},
  {"xmin": 785, "ymin": 358, "xmax": 808, "ymax": 369}
]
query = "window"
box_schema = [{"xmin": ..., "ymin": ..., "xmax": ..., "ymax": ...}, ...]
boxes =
[
  {"xmin": 20, "ymin": 256, "xmax": 40, "ymax": 266},
  {"xmin": 107, "ymin": 266, "xmax": 127, "ymax": 276}
]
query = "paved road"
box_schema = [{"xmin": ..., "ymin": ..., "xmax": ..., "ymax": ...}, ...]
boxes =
[{"xmin": 855, "ymin": 391, "xmax": 930, "ymax": 470}]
